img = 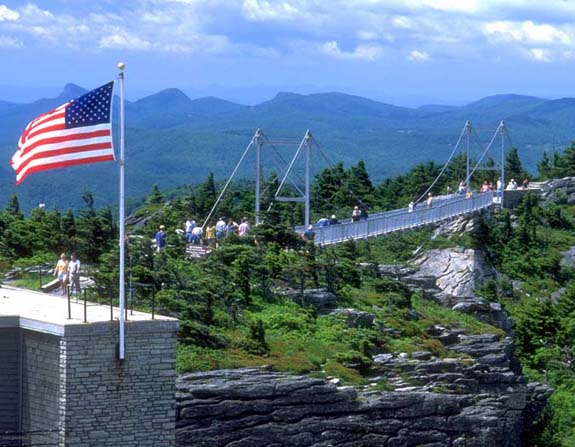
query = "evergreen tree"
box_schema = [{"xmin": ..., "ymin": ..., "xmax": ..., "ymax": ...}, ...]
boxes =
[
  {"xmin": 505, "ymin": 147, "xmax": 526, "ymax": 182},
  {"xmin": 346, "ymin": 160, "xmax": 374, "ymax": 207},
  {"xmin": 5, "ymin": 194, "xmax": 23, "ymax": 219},
  {"xmin": 538, "ymin": 151, "xmax": 552, "ymax": 180}
]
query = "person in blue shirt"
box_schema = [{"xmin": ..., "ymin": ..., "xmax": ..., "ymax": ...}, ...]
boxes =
[
  {"xmin": 317, "ymin": 217, "xmax": 330, "ymax": 227},
  {"xmin": 155, "ymin": 225, "xmax": 166, "ymax": 252}
]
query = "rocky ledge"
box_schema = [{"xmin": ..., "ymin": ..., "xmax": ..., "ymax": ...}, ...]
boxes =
[
  {"xmin": 176, "ymin": 328, "xmax": 550, "ymax": 447},
  {"xmin": 176, "ymin": 240, "xmax": 551, "ymax": 446}
]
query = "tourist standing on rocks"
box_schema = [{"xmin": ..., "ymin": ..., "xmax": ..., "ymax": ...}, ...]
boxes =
[
  {"xmin": 185, "ymin": 218, "xmax": 195, "ymax": 243},
  {"xmin": 226, "ymin": 219, "xmax": 238, "ymax": 237},
  {"xmin": 191, "ymin": 225, "xmax": 203, "ymax": 245},
  {"xmin": 205, "ymin": 223, "xmax": 216, "ymax": 246},
  {"xmin": 215, "ymin": 217, "xmax": 226, "ymax": 245},
  {"xmin": 155, "ymin": 225, "xmax": 166, "ymax": 252},
  {"xmin": 239, "ymin": 218, "xmax": 250, "ymax": 237},
  {"xmin": 67, "ymin": 253, "xmax": 81, "ymax": 295},
  {"xmin": 53, "ymin": 253, "xmax": 68, "ymax": 294}
]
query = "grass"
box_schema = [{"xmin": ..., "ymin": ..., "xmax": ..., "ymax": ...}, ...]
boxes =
[
  {"xmin": 177, "ymin": 286, "xmax": 502, "ymax": 384},
  {"xmin": 8, "ymin": 272, "xmax": 47, "ymax": 291}
]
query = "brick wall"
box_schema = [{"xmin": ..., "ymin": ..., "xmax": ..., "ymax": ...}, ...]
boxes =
[
  {"xmin": 60, "ymin": 321, "xmax": 178, "ymax": 447},
  {"xmin": 0, "ymin": 329, "xmax": 20, "ymax": 433},
  {"xmin": 21, "ymin": 329, "xmax": 61, "ymax": 446}
]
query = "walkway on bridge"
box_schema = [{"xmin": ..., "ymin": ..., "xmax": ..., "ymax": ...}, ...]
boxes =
[{"xmin": 299, "ymin": 192, "xmax": 496, "ymax": 245}]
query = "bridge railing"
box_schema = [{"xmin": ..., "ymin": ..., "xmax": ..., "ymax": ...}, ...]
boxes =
[{"xmin": 303, "ymin": 192, "xmax": 494, "ymax": 245}]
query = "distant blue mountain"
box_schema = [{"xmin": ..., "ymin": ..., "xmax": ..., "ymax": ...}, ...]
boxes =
[{"xmin": 0, "ymin": 86, "xmax": 574, "ymax": 210}]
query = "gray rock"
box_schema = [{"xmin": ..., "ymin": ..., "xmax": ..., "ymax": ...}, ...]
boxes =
[
  {"xmin": 409, "ymin": 247, "xmax": 496, "ymax": 303},
  {"xmin": 330, "ymin": 308, "xmax": 376, "ymax": 328},
  {"xmin": 452, "ymin": 298, "xmax": 513, "ymax": 332},
  {"xmin": 412, "ymin": 351, "xmax": 433, "ymax": 361},
  {"xmin": 282, "ymin": 288, "xmax": 338, "ymax": 313}
]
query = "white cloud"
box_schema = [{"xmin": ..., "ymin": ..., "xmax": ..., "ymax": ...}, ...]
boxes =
[
  {"xmin": 100, "ymin": 32, "xmax": 152, "ymax": 50},
  {"xmin": 2, "ymin": 0, "xmax": 575, "ymax": 67},
  {"xmin": 242, "ymin": 0, "xmax": 302, "ymax": 22},
  {"xmin": 0, "ymin": 4, "xmax": 19, "ymax": 21},
  {"xmin": 0, "ymin": 35, "xmax": 22, "ymax": 47},
  {"xmin": 527, "ymin": 48, "xmax": 551, "ymax": 62},
  {"xmin": 416, "ymin": 0, "xmax": 478, "ymax": 13},
  {"xmin": 408, "ymin": 49, "xmax": 430, "ymax": 62},
  {"xmin": 357, "ymin": 30, "xmax": 378, "ymax": 41},
  {"xmin": 484, "ymin": 20, "xmax": 570, "ymax": 45},
  {"xmin": 392, "ymin": 16, "xmax": 413, "ymax": 30},
  {"xmin": 321, "ymin": 40, "xmax": 383, "ymax": 61}
]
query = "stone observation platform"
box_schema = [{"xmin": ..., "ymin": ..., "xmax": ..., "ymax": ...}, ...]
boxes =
[{"xmin": 0, "ymin": 285, "xmax": 179, "ymax": 447}]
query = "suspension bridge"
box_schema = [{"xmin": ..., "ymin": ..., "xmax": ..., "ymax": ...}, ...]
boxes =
[{"xmin": 205, "ymin": 119, "xmax": 538, "ymax": 245}]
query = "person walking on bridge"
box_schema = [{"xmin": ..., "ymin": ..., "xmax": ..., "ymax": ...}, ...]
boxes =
[
  {"xmin": 303, "ymin": 225, "xmax": 316, "ymax": 242},
  {"xmin": 426, "ymin": 193, "xmax": 433, "ymax": 208}
]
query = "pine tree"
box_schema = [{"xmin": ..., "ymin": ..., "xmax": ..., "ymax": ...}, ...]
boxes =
[{"xmin": 505, "ymin": 147, "xmax": 525, "ymax": 183}]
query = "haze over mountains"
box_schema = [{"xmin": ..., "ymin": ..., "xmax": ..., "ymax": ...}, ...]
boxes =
[{"xmin": 0, "ymin": 84, "xmax": 574, "ymax": 211}]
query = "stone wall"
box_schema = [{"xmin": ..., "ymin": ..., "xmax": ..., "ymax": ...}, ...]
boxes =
[
  {"xmin": 21, "ymin": 330, "xmax": 61, "ymax": 446},
  {"xmin": 0, "ymin": 310, "xmax": 178, "ymax": 447},
  {"xmin": 60, "ymin": 321, "xmax": 178, "ymax": 447},
  {"xmin": 0, "ymin": 328, "xmax": 19, "ymax": 433}
]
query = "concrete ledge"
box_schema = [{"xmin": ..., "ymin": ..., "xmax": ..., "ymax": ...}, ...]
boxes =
[{"xmin": 0, "ymin": 286, "xmax": 178, "ymax": 337}]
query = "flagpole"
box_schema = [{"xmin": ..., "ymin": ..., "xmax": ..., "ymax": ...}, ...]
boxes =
[{"xmin": 117, "ymin": 62, "xmax": 126, "ymax": 361}]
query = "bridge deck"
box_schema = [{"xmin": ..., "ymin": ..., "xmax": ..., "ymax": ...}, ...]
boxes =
[{"xmin": 301, "ymin": 192, "xmax": 496, "ymax": 245}]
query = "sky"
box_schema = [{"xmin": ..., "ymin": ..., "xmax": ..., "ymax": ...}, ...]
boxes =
[{"xmin": 0, "ymin": 0, "xmax": 574, "ymax": 105}]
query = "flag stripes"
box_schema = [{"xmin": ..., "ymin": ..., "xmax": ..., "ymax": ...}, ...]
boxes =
[{"xmin": 11, "ymin": 82, "xmax": 115, "ymax": 184}]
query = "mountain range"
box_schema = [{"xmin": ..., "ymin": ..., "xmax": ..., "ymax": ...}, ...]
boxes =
[{"xmin": 0, "ymin": 84, "xmax": 574, "ymax": 211}]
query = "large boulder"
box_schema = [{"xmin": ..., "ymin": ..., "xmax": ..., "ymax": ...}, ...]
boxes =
[{"xmin": 408, "ymin": 247, "xmax": 496, "ymax": 305}]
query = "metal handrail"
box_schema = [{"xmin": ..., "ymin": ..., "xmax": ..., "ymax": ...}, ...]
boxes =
[{"xmin": 303, "ymin": 192, "xmax": 494, "ymax": 245}]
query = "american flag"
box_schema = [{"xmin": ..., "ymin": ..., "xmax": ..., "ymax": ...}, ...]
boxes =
[{"xmin": 11, "ymin": 81, "xmax": 116, "ymax": 184}]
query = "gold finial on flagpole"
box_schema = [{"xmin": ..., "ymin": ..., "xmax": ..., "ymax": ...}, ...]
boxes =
[{"xmin": 117, "ymin": 62, "xmax": 125, "ymax": 71}]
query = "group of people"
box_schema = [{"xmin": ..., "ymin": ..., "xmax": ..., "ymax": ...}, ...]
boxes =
[
  {"xmin": 316, "ymin": 215, "xmax": 339, "ymax": 226},
  {"xmin": 408, "ymin": 193, "xmax": 434, "ymax": 212},
  {"xmin": 352, "ymin": 206, "xmax": 368, "ymax": 221},
  {"xmin": 506, "ymin": 178, "xmax": 529, "ymax": 190},
  {"xmin": 53, "ymin": 252, "xmax": 81, "ymax": 295},
  {"xmin": 154, "ymin": 216, "xmax": 252, "ymax": 251}
]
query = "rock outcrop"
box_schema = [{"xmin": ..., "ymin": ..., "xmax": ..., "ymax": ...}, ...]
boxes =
[
  {"xmin": 176, "ymin": 332, "xmax": 551, "ymax": 447},
  {"xmin": 538, "ymin": 177, "xmax": 575, "ymax": 204},
  {"xmin": 409, "ymin": 247, "xmax": 496, "ymax": 304},
  {"xmin": 175, "ymin": 310, "xmax": 549, "ymax": 447},
  {"xmin": 175, "ymin": 241, "xmax": 550, "ymax": 447}
]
